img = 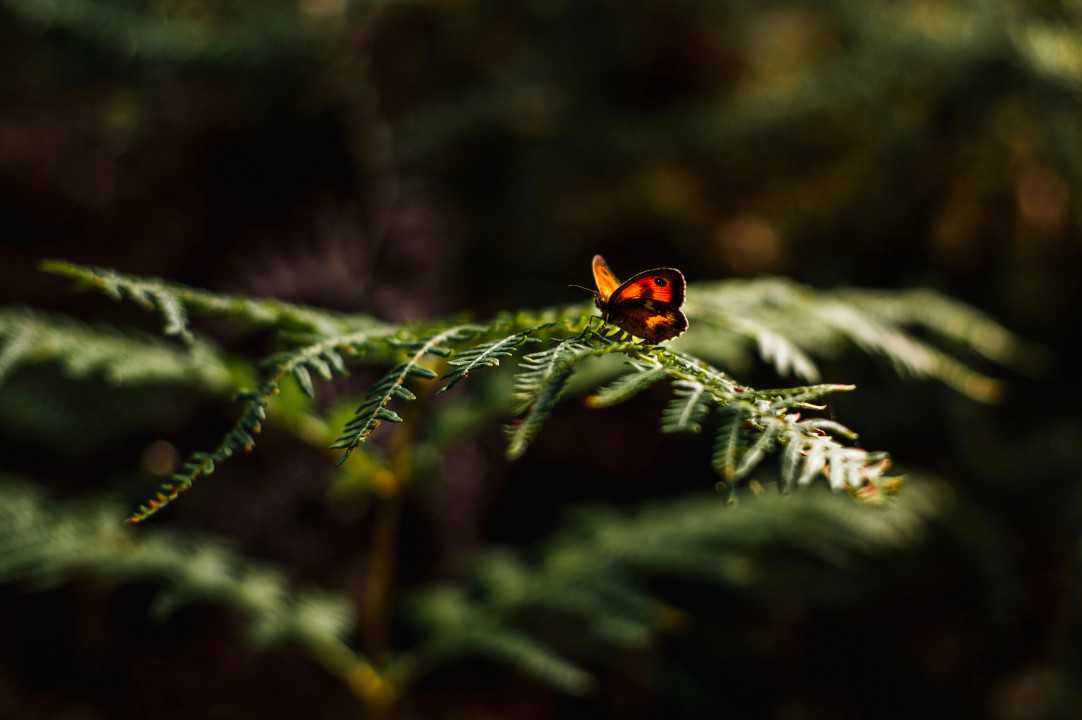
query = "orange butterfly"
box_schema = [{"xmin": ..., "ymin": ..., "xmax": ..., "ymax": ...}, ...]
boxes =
[{"xmin": 589, "ymin": 254, "xmax": 688, "ymax": 343}]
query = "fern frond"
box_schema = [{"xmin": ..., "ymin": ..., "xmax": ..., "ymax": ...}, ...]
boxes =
[
  {"xmin": 685, "ymin": 278, "xmax": 1019, "ymax": 402},
  {"xmin": 35, "ymin": 261, "xmax": 1025, "ymax": 517},
  {"xmin": 645, "ymin": 346, "xmax": 746, "ymax": 399},
  {"xmin": 409, "ymin": 482, "xmax": 945, "ymax": 695},
  {"xmin": 425, "ymin": 621, "xmax": 593, "ymax": 695},
  {"xmin": 705, "ymin": 388, "xmax": 881, "ymax": 493},
  {"xmin": 776, "ymin": 414, "xmax": 889, "ymax": 493},
  {"xmin": 746, "ymin": 383, "xmax": 856, "ymax": 408},
  {"xmin": 628, "ymin": 344, "xmax": 876, "ymax": 491},
  {"xmin": 41, "ymin": 260, "xmax": 384, "ymax": 338},
  {"xmin": 438, "ymin": 325, "xmax": 548, "ymax": 394},
  {"xmin": 732, "ymin": 414, "xmax": 782, "ymax": 479},
  {"xmin": 711, "ymin": 408, "xmax": 747, "ymax": 482},
  {"xmin": 43, "ymin": 261, "xmax": 198, "ymax": 344},
  {"xmin": 505, "ymin": 338, "xmax": 592, "ymax": 460},
  {"xmin": 660, "ymin": 379, "xmax": 711, "ymax": 434},
  {"xmin": 0, "ymin": 0, "xmax": 330, "ymax": 66},
  {"xmin": 813, "ymin": 301, "xmax": 1003, "ymax": 402},
  {"xmin": 0, "ymin": 307, "xmax": 231, "ymax": 390},
  {"xmin": 836, "ymin": 287, "xmax": 1035, "ymax": 368},
  {"xmin": 0, "ymin": 479, "xmax": 385, "ymax": 699},
  {"xmin": 585, "ymin": 365, "xmax": 667, "ymax": 408},
  {"xmin": 0, "ymin": 314, "xmax": 32, "ymax": 384},
  {"xmin": 333, "ymin": 325, "xmax": 481, "ymax": 461},
  {"xmin": 129, "ymin": 328, "xmax": 381, "ymax": 523},
  {"xmin": 0, "ymin": 481, "xmax": 360, "ymax": 650},
  {"xmin": 724, "ymin": 317, "xmax": 821, "ymax": 381}
]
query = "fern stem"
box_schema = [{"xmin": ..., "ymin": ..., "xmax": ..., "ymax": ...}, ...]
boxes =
[
  {"xmin": 307, "ymin": 637, "xmax": 395, "ymax": 714},
  {"xmin": 362, "ymin": 420, "xmax": 412, "ymax": 662}
]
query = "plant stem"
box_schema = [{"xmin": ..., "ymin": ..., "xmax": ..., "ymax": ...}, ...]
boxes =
[
  {"xmin": 362, "ymin": 489, "xmax": 404, "ymax": 661},
  {"xmin": 361, "ymin": 407, "xmax": 414, "ymax": 662}
]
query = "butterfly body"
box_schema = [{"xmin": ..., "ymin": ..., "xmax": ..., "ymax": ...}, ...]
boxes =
[{"xmin": 591, "ymin": 254, "xmax": 688, "ymax": 343}]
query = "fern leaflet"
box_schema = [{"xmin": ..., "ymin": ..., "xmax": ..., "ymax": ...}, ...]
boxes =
[
  {"xmin": 438, "ymin": 325, "xmax": 549, "ymax": 394},
  {"xmin": 660, "ymin": 379, "xmax": 711, "ymax": 433},
  {"xmin": 505, "ymin": 338, "xmax": 591, "ymax": 460},
  {"xmin": 585, "ymin": 365, "xmax": 667, "ymax": 408},
  {"xmin": 711, "ymin": 408, "xmax": 746, "ymax": 482},
  {"xmin": 333, "ymin": 325, "xmax": 480, "ymax": 461}
]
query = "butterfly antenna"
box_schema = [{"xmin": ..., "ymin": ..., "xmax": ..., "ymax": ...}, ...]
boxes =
[{"xmin": 567, "ymin": 284, "xmax": 595, "ymax": 296}]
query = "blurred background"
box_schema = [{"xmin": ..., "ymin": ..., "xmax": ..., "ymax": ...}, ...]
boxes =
[{"xmin": 2, "ymin": 0, "xmax": 1082, "ymax": 718}]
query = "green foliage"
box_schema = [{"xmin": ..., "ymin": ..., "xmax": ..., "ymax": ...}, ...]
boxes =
[
  {"xmin": 0, "ymin": 307, "xmax": 231, "ymax": 391},
  {"xmin": 408, "ymin": 481, "xmax": 945, "ymax": 694},
  {"xmin": 0, "ymin": 480, "xmax": 359, "ymax": 653},
  {"xmin": 40, "ymin": 260, "xmax": 385, "ymax": 338},
  {"xmin": 505, "ymin": 337, "xmax": 597, "ymax": 460},
  {"xmin": 333, "ymin": 325, "xmax": 481, "ymax": 461},
  {"xmin": 439, "ymin": 326, "xmax": 547, "ymax": 394},
  {"xmin": 0, "ymin": 0, "xmax": 334, "ymax": 66},
  {"xmin": 585, "ymin": 365, "xmax": 667, "ymax": 408},
  {"xmin": 835, "ymin": 287, "xmax": 1044, "ymax": 371},
  {"xmin": 11, "ymin": 467, "xmax": 934, "ymax": 701},
  {"xmin": 38, "ymin": 261, "xmax": 1023, "ymax": 521},
  {"xmin": 128, "ymin": 327, "xmax": 383, "ymax": 523},
  {"xmin": 686, "ymin": 279, "xmax": 1021, "ymax": 401},
  {"xmin": 3, "ymin": 1, "xmax": 1074, "ymax": 715},
  {"xmin": 661, "ymin": 379, "xmax": 712, "ymax": 434}
]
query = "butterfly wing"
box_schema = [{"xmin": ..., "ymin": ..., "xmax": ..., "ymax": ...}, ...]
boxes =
[
  {"xmin": 609, "ymin": 268, "xmax": 685, "ymax": 307},
  {"xmin": 594, "ymin": 260, "xmax": 689, "ymax": 342},
  {"xmin": 609, "ymin": 302, "xmax": 689, "ymax": 343},
  {"xmin": 592, "ymin": 254, "xmax": 622, "ymax": 301},
  {"xmin": 608, "ymin": 268, "xmax": 688, "ymax": 342}
]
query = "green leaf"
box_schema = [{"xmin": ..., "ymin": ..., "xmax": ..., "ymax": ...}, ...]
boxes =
[
  {"xmin": 333, "ymin": 326, "xmax": 479, "ymax": 461},
  {"xmin": 712, "ymin": 408, "xmax": 745, "ymax": 481},
  {"xmin": 660, "ymin": 379, "xmax": 710, "ymax": 434},
  {"xmin": 439, "ymin": 327, "xmax": 546, "ymax": 394},
  {"xmin": 292, "ymin": 365, "xmax": 315, "ymax": 398},
  {"xmin": 586, "ymin": 366, "xmax": 666, "ymax": 408},
  {"xmin": 506, "ymin": 338, "xmax": 591, "ymax": 460}
]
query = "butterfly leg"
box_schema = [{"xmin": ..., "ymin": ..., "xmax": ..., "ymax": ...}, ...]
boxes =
[{"xmin": 577, "ymin": 314, "xmax": 600, "ymax": 340}]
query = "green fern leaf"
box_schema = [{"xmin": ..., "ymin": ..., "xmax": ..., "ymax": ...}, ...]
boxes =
[
  {"xmin": 812, "ymin": 301, "xmax": 1003, "ymax": 402},
  {"xmin": 40, "ymin": 260, "xmax": 382, "ymax": 338},
  {"xmin": 711, "ymin": 408, "xmax": 746, "ymax": 481},
  {"xmin": 660, "ymin": 379, "xmax": 711, "ymax": 434},
  {"xmin": 0, "ymin": 307, "xmax": 231, "ymax": 390},
  {"xmin": 837, "ymin": 287, "xmax": 1035, "ymax": 369},
  {"xmin": 0, "ymin": 481, "xmax": 370, "ymax": 676},
  {"xmin": 333, "ymin": 325, "xmax": 479, "ymax": 461},
  {"xmin": 586, "ymin": 366, "xmax": 666, "ymax": 408},
  {"xmin": 505, "ymin": 338, "xmax": 591, "ymax": 460},
  {"xmin": 779, "ymin": 429, "xmax": 804, "ymax": 493},
  {"xmin": 749, "ymin": 383, "xmax": 855, "ymax": 409},
  {"xmin": 0, "ymin": 320, "xmax": 33, "ymax": 384},
  {"xmin": 438, "ymin": 326, "xmax": 548, "ymax": 394},
  {"xmin": 129, "ymin": 328, "xmax": 376, "ymax": 523},
  {"xmin": 731, "ymin": 317, "xmax": 821, "ymax": 381},
  {"xmin": 733, "ymin": 417, "xmax": 781, "ymax": 479},
  {"xmin": 292, "ymin": 365, "xmax": 316, "ymax": 398},
  {"xmin": 453, "ymin": 625, "xmax": 593, "ymax": 695},
  {"xmin": 410, "ymin": 484, "xmax": 944, "ymax": 696}
]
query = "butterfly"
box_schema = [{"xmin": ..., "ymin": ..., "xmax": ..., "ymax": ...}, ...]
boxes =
[{"xmin": 588, "ymin": 254, "xmax": 688, "ymax": 343}]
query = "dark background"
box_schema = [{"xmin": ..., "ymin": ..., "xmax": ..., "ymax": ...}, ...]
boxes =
[{"xmin": 2, "ymin": 1, "xmax": 1082, "ymax": 718}]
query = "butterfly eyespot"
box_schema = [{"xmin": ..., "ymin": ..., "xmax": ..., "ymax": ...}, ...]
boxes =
[{"xmin": 653, "ymin": 277, "xmax": 667, "ymax": 287}]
